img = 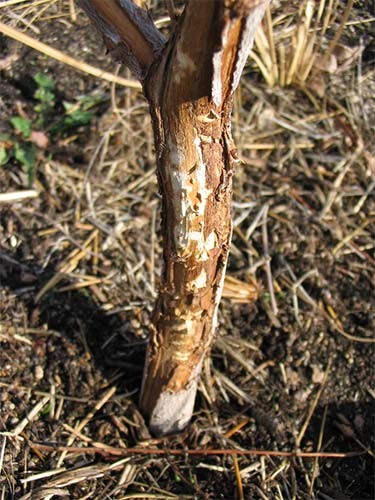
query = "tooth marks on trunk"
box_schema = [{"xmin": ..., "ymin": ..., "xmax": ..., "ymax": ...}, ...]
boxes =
[
  {"xmin": 166, "ymin": 132, "xmax": 221, "ymax": 261},
  {"xmin": 190, "ymin": 268, "xmax": 207, "ymax": 290}
]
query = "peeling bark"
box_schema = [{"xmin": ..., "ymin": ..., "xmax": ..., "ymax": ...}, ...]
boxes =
[{"xmin": 80, "ymin": 0, "xmax": 270, "ymax": 436}]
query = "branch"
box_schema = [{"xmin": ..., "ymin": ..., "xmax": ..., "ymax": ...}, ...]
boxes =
[{"xmin": 79, "ymin": 0, "xmax": 165, "ymax": 80}]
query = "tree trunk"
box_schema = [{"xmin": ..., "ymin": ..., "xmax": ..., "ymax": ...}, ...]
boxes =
[{"xmin": 80, "ymin": 0, "xmax": 269, "ymax": 436}]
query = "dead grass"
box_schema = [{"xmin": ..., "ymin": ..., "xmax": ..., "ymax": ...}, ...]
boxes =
[
  {"xmin": 250, "ymin": 0, "xmax": 355, "ymax": 88},
  {"xmin": 0, "ymin": 0, "xmax": 374, "ymax": 498}
]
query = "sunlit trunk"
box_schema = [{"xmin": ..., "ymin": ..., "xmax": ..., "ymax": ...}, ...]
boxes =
[{"xmin": 80, "ymin": 0, "xmax": 269, "ymax": 436}]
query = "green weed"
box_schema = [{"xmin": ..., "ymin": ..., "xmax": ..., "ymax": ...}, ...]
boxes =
[{"xmin": 1, "ymin": 71, "xmax": 102, "ymax": 187}]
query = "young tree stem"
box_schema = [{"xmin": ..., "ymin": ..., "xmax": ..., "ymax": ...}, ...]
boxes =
[{"xmin": 80, "ymin": 0, "xmax": 270, "ymax": 436}]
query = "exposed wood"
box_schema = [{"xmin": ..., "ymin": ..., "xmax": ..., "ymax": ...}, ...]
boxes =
[{"xmin": 80, "ymin": 0, "xmax": 270, "ymax": 436}]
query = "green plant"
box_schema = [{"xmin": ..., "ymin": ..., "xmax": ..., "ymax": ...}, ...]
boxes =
[
  {"xmin": 1, "ymin": 117, "xmax": 37, "ymax": 186},
  {"xmin": 32, "ymin": 71, "xmax": 99, "ymax": 133},
  {"xmin": 33, "ymin": 72, "xmax": 56, "ymax": 127},
  {"xmin": 1, "ymin": 72, "xmax": 101, "ymax": 187},
  {"xmin": 49, "ymin": 94, "xmax": 101, "ymax": 136}
]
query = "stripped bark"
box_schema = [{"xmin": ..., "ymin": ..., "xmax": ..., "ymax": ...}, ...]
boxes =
[{"xmin": 80, "ymin": 0, "xmax": 270, "ymax": 436}]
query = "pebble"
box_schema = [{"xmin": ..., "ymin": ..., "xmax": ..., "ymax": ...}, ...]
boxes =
[{"xmin": 35, "ymin": 365, "xmax": 44, "ymax": 380}]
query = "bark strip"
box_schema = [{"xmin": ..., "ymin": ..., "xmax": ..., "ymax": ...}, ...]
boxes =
[{"xmin": 79, "ymin": 0, "xmax": 270, "ymax": 436}]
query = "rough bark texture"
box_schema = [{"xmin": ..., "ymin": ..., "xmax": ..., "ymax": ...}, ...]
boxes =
[
  {"xmin": 79, "ymin": 0, "xmax": 165, "ymax": 79},
  {"xmin": 80, "ymin": 0, "xmax": 270, "ymax": 436}
]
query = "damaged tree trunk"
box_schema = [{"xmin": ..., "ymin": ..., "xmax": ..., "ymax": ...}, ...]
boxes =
[{"xmin": 80, "ymin": 0, "xmax": 269, "ymax": 436}]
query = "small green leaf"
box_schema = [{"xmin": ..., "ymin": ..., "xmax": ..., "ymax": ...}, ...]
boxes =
[
  {"xmin": 50, "ymin": 108, "xmax": 93, "ymax": 136},
  {"xmin": 33, "ymin": 72, "xmax": 54, "ymax": 91},
  {"xmin": 33, "ymin": 72, "xmax": 56, "ymax": 127},
  {"xmin": 78, "ymin": 94, "xmax": 103, "ymax": 111},
  {"xmin": 40, "ymin": 403, "xmax": 52, "ymax": 416},
  {"xmin": 64, "ymin": 110, "xmax": 93, "ymax": 128},
  {"xmin": 14, "ymin": 143, "xmax": 35, "ymax": 167},
  {"xmin": 14, "ymin": 143, "xmax": 36, "ymax": 186},
  {"xmin": 0, "ymin": 146, "xmax": 8, "ymax": 165},
  {"xmin": 10, "ymin": 117, "xmax": 32, "ymax": 138},
  {"xmin": 35, "ymin": 88, "xmax": 55, "ymax": 106},
  {"xmin": 63, "ymin": 102, "xmax": 74, "ymax": 112}
]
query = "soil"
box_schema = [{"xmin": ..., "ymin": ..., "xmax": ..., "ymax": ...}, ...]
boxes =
[{"xmin": 0, "ymin": 2, "xmax": 374, "ymax": 499}]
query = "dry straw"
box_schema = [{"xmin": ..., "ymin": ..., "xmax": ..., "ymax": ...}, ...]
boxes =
[{"xmin": 250, "ymin": 0, "xmax": 354, "ymax": 87}]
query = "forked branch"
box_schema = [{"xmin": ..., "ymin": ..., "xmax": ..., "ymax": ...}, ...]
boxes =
[{"xmin": 80, "ymin": 0, "xmax": 270, "ymax": 436}]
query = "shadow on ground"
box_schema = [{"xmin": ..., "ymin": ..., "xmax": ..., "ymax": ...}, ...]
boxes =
[
  {"xmin": 0, "ymin": 249, "xmax": 145, "ymax": 399},
  {"xmin": 303, "ymin": 401, "xmax": 375, "ymax": 499}
]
